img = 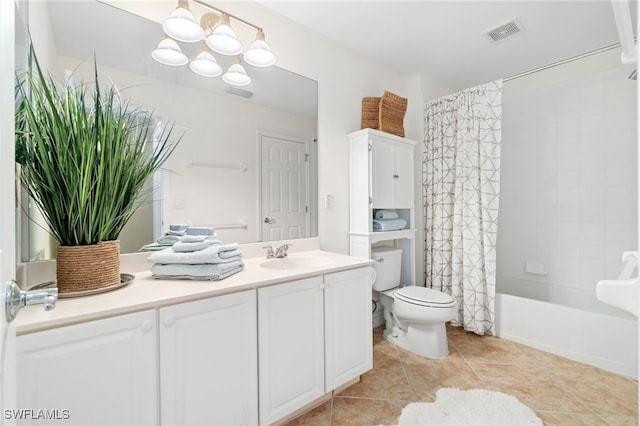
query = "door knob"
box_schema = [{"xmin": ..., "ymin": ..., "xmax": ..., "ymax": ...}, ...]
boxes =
[
  {"xmin": 264, "ymin": 217, "xmax": 276, "ymax": 224},
  {"xmin": 5, "ymin": 280, "xmax": 58, "ymax": 323}
]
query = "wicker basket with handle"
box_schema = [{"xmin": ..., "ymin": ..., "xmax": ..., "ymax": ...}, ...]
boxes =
[
  {"xmin": 361, "ymin": 97, "xmax": 381, "ymax": 130},
  {"xmin": 379, "ymin": 91, "xmax": 408, "ymax": 137}
]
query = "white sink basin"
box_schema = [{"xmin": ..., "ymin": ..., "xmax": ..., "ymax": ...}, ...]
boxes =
[{"xmin": 260, "ymin": 256, "xmax": 331, "ymax": 270}]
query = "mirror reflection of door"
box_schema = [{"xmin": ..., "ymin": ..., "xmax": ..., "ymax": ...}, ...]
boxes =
[{"xmin": 260, "ymin": 132, "xmax": 310, "ymax": 241}]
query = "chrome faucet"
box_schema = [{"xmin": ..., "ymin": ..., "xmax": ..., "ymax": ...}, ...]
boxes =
[
  {"xmin": 262, "ymin": 246, "xmax": 276, "ymax": 259},
  {"xmin": 5, "ymin": 280, "xmax": 58, "ymax": 322},
  {"xmin": 274, "ymin": 243, "xmax": 291, "ymax": 258}
]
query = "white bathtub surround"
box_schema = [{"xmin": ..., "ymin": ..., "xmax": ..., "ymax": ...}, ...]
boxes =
[
  {"xmin": 496, "ymin": 291, "xmax": 638, "ymax": 379},
  {"xmin": 498, "ymin": 48, "xmax": 637, "ymax": 323},
  {"xmin": 423, "ymin": 80, "xmax": 503, "ymax": 336}
]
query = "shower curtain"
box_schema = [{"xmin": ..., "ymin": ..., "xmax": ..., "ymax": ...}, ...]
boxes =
[{"xmin": 423, "ymin": 80, "xmax": 502, "ymax": 335}]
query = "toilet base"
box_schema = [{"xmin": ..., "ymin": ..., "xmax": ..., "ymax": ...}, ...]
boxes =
[{"xmin": 383, "ymin": 322, "xmax": 449, "ymax": 359}]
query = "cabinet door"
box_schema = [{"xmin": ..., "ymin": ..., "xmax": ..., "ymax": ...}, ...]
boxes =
[
  {"xmin": 258, "ymin": 277, "xmax": 324, "ymax": 425},
  {"xmin": 370, "ymin": 138, "xmax": 394, "ymax": 208},
  {"xmin": 159, "ymin": 290, "xmax": 257, "ymax": 426},
  {"xmin": 17, "ymin": 310, "xmax": 158, "ymax": 426},
  {"xmin": 325, "ymin": 267, "xmax": 373, "ymax": 391},
  {"xmin": 393, "ymin": 143, "xmax": 414, "ymax": 208}
]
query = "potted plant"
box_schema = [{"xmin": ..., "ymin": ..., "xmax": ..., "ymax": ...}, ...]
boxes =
[{"xmin": 15, "ymin": 49, "xmax": 179, "ymax": 295}]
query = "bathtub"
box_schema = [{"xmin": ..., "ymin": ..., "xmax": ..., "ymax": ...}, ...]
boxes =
[{"xmin": 496, "ymin": 277, "xmax": 638, "ymax": 380}]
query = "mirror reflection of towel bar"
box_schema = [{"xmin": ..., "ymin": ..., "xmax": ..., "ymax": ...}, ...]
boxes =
[
  {"xmin": 202, "ymin": 220, "xmax": 248, "ymax": 230},
  {"xmin": 188, "ymin": 159, "xmax": 247, "ymax": 171}
]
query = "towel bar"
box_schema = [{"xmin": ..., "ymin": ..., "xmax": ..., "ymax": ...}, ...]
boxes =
[{"xmin": 188, "ymin": 158, "xmax": 247, "ymax": 171}]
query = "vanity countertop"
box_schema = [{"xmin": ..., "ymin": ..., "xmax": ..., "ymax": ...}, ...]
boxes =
[{"xmin": 15, "ymin": 250, "xmax": 373, "ymax": 335}]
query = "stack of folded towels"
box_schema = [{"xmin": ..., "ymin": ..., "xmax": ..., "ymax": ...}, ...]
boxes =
[
  {"xmin": 139, "ymin": 224, "xmax": 191, "ymax": 252},
  {"xmin": 147, "ymin": 227, "xmax": 244, "ymax": 280},
  {"xmin": 372, "ymin": 210, "xmax": 407, "ymax": 232}
]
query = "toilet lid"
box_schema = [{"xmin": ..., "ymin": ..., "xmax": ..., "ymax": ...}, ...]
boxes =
[{"xmin": 394, "ymin": 286, "xmax": 456, "ymax": 308}]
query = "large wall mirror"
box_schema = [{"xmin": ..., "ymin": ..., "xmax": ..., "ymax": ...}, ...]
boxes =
[{"xmin": 17, "ymin": 0, "xmax": 318, "ymax": 262}]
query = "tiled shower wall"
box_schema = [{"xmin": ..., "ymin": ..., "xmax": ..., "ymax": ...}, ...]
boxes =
[{"xmin": 498, "ymin": 50, "xmax": 637, "ymax": 312}]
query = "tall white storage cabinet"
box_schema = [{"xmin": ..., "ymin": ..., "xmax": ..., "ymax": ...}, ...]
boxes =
[{"xmin": 348, "ymin": 128, "xmax": 417, "ymax": 286}]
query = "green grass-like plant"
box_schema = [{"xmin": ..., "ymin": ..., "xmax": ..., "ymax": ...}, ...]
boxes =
[{"xmin": 15, "ymin": 50, "xmax": 179, "ymax": 246}]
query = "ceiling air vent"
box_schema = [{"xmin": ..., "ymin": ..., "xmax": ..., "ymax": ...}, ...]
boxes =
[
  {"xmin": 484, "ymin": 19, "xmax": 523, "ymax": 42},
  {"xmin": 225, "ymin": 87, "xmax": 254, "ymax": 99}
]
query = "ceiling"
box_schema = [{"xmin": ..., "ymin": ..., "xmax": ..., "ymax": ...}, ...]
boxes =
[{"xmin": 258, "ymin": 0, "xmax": 637, "ymax": 91}]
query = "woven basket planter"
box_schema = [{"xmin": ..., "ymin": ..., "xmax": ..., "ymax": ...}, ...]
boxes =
[{"xmin": 56, "ymin": 240, "xmax": 121, "ymax": 294}]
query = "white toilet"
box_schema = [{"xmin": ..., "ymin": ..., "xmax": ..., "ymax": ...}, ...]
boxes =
[{"xmin": 372, "ymin": 247, "xmax": 457, "ymax": 359}]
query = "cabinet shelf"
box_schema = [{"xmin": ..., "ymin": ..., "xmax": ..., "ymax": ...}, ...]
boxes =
[{"xmin": 349, "ymin": 228, "xmax": 416, "ymax": 244}]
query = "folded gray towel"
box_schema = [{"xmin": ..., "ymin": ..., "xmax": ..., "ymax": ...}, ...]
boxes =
[
  {"xmin": 157, "ymin": 235, "xmax": 181, "ymax": 245},
  {"xmin": 167, "ymin": 229, "xmax": 187, "ymax": 236},
  {"xmin": 169, "ymin": 224, "xmax": 189, "ymax": 232},
  {"xmin": 372, "ymin": 218, "xmax": 407, "ymax": 231},
  {"xmin": 148, "ymin": 243, "xmax": 241, "ymax": 264},
  {"xmin": 375, "ymin": 210, "xmax": 399, "ymax": 220},
  {"xmin": 138, "ymin": 242, "xmax": 167, "ymax": 252},
  {"xmin": 219, "ymin": 249, "xmax": 242, "ymax": 259},
  {"xmin": 151, "ymin": 261, "xmax": 244, "ymax": 280},
  {"xmin": 180, "ymin": 235, "xmax": 206, "ymax": 243},
  {"xmin": 186, "ymin": 227, "xmax": 215, "ymax": 236},
  {"xmin": 172, "ymin": 239, "xmax": 221, "ymax": 253}
]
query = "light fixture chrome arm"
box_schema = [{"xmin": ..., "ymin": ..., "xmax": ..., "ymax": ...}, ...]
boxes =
[{"xmin": 192, "ymin": 0, "xmax": 263, "ymax": 32}]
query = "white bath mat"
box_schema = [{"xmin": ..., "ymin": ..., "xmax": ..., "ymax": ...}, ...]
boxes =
[{"xmin": 397, "ymin": 388, "xmax": 543, "ymax": 425}]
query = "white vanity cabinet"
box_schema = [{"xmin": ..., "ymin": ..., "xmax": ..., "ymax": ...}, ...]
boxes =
[
  {"xmin": 16, "ymin": 260, "xmax": 373, "ymax": 426},
  {"xmin": 324, "ymin": 268, "xmax": 373, "ymax": 390},
  {"xmin": 159, "ymin": 290, "xmax": 258, "ymax": 426},
  {"xmin": 16, "ymin": 310, "xmax": 158, "ymax": 426},
  {"xmin": 258, "ymin": 276, "xmax": 325, "ymax": 425},
  {"xmin": 348, "ymin": 128, "xmax": 418, "ymax": 286},
  {"xmin": 258, "ymin": 267, "xmax": 373, "ymax": 425}
]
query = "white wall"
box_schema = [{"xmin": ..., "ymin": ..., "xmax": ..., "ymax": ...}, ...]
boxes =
[
  {"xmin": 498, "ymin": 47, "xmax": 638, "ymax": 312},
  {"xmin": 213, "ymin": 2, "xmax": 417, "ymax": 254}
]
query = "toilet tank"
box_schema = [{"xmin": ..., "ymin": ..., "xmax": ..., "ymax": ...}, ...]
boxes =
[{"xmin": 371, "ymin": 247, "xmax": 403, "ymax": 291}]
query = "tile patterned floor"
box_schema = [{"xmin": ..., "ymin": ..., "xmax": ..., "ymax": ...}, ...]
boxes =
[{"xmin": 286, "ymin": 325, "xmax": 638, "ymax": 425}]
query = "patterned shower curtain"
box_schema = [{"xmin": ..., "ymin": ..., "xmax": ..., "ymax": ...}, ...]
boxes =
[{"xmin": 423, "ymin": 80, "xmax": 502, "ymax": 335}]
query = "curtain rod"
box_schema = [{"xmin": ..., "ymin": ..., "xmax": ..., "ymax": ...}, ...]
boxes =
[{"xmin": 503, "ymin": 42, "xmax": 622, "ymax": 82}]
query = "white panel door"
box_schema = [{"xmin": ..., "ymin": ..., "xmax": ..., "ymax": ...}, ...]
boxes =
[
  {"xmin": 324, "ymin": 267, "xmax": 373, "ymax": 391},
  {"xmin": 16, "ymin": 311, "xmax": 158, "ymax": 426},
  {"xmin": 260, "ymin": 134, "xmax": 309, "ymax": 241},
  {"xmin": 1, "ymin": 1, "xmax": 16, "ymax": 422},
  {"xmin": 258, "ymin": 277, "xmax": 324, "ymax": 425},
  {"xmin": 159, "ymin": 290, "xmax": 258, "ymax": 426}
]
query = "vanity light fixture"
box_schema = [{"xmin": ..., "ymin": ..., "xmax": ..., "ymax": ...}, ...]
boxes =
[
  {"xmin": 222, "ymin": 55, "xmax": 252, "ymax": 86},
  {"xmin": 206, "ymin": 13, "xmax": 243, "ymax": 56},
  {"xmin": 162, "ymin": 0, "xmax": 204, "ymax": 43},
  {"xmin": 151, "ymin": 38, "xmax": 189, "ymax": 66},
  {"xmin": 189, "ymin": 46, "xmax": 222, "ymax": 77},
  {"xmin": 153, "ymin": 1, "xmax": 276, "ymax": 83},
  {"xmin": 244, "ymin": 29, "xmax": 277, "ymax": 67}
]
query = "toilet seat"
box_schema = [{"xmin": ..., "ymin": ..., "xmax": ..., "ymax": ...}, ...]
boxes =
[{"xmin": 394, "ymin": 286, "xmax": 456, "ymax": 308}]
